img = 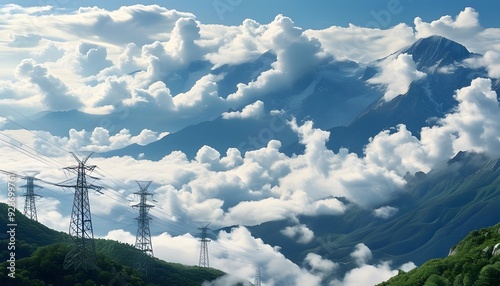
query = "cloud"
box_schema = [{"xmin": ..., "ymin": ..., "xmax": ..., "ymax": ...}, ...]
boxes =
[
  {"xmin": 414, "ymin": 7, "xmax": 500, "ymax": 55},
  {"xmin": 226, "ymin": 14, "xmax": 331, "ymax": 106},
  {"xmin": 75, "ymin": 42, "xmax": 113, "ymax": 76},
  {"xmin": 15, "ymin": 59, "xmax": 83, "ymax": 111},
  {"xmin": 464, "ymin": 51, "xmax": 500, "ymax": 79},
  {"xmin": 222, "ymin": 100, "xmax": 264, "ymax": 119},
  {"xmin": 350, "ymin": 243, "xmax": 372, "ymax": 266},
  {"xmin": 364, "ymin": 77, "xmax": 500, "ymax": 175},
  {"xmin": 33, "ymin": 127, "xmax": 167, "ymax": 155},
  {"xmin": 305, "ymin": 23, "xmax": 416, "ymax": 63},
  {"xmin": 281, "ymin": 224, "xmax": 315, "ymax": 244},
  {"xmin": 303, "ymin": 253, "xmax": 338, "ymax": 277},
  {"xmin": 373, "ymin": 206, "xmax": 399, "ymax": 219},
  {"xmin": 331, "ymin": 244, "xmax": 416, "ymax": 286},
  {"xmin": 368, "ymin": 53, "xmax": 426, "ymax": 101}
]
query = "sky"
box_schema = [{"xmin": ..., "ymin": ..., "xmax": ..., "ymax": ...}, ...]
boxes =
[
  {"xmin": 3, "ymin": 0, "xmax": 500, "ymax": 29},
  {"xmin": 0, "ymin": 1, "xmax": 500, "ymax": 285}
]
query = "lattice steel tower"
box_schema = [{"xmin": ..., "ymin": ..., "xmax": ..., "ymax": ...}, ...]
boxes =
[
  {"xmin": 132, "ymin": 180, "xmax": 155, "ymax": 257},
  {"xmin": 254, "ymin": 264, "xmax": 262, "ymax": 286},
  {"xmin": 61, "ymin": 152, "xmax": 102, "ymax": 271},
  {"xmin": 20, "ymin": 172, "xmax": 42, "ymax": 221},
  {"xmin": 198, "ymin": 223, "xmax": 211, "ymax": 268}
]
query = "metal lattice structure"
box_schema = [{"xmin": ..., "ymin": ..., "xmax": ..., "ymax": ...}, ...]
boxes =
[
  {"xmin": 132, "ymin": 180, "xmax": 155, "ymax": 257},
  {"xmin": 21, "ymin": 174, "xmax": 42, "ymax": 221},
  {"xmin": 254, "ymin": 264, "xmax": 262, "ymax": 286},
  {"xmin": 198, "ymin": 223, "xmax": 211, "ymax": 268},
  {"xmin": 0, "ymin": 170, "xmax": 43, "ymax": 221},
  {"xmin": 60, "ymin": 152, "xmax": 102, "ymax": 271}
]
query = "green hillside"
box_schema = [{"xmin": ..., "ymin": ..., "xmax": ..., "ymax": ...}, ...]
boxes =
[
  {"xmin": 379, "ymin": 222, "xmax": 500, "ymax": 285},
  {"xmin": 0, "ymin": 203, "xmax": 225, "ymax": 285},
  {"xmin": 248, "ymin": 152, "xmax": 500, "ymax": 275}
]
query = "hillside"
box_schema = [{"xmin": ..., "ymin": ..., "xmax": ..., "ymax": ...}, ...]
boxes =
[
  {"xmin": 248, "ymin": 152, "xmax": 500, "ymax": 274},
  {"xmin": 0, "ymin": 203, "xmax": 225, "ymax": 285},
  {"xmin": 378, "ymin": 222, "xmax": 500, "ymax": 285}
]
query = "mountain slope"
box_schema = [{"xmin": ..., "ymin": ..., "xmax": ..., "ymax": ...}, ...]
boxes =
[
  {"xmin": 248, "ymin": 152, "xmax": 500, "ymax": 275},
  {"xmin": 325, "ymin": 36, "xmax": 488, "ymax": 155},
  {"xmin": 0, "ymin": 203, "xmax": 225, "ymax": 285},
  {"xmin": 379, "ymin": 222, "xmax": 500, "ymax": 285}
]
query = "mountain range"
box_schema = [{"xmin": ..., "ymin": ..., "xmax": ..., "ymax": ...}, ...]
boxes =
[{"xmin": 3, "ymin": 34, "xmax": 500, "ymax": 285}]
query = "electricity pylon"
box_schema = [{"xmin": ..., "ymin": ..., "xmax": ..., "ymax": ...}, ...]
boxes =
[
  {"xmin": 254, "ymin": 264, "xmax": 262, "ymax": 286},
  {"xmin": 58, "ymin": 152, "xmax": 102, "ymax": 271},
  {"xmin": 0, "ymin": 170, "xmax": 43, "ymax": 221},
  {"xmin": 21, "ymin": 174, "xmax": 43, "ymax": 221},
  {"xmin": 132, "ymin": 180, "xmax": 155, "ymax": 273},
  {"xmin": 198, "ymin": 222, "xmax": 211, "ymax": 268}
]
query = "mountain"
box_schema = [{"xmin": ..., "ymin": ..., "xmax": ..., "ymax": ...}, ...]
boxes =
[
  {"xmin": 379, "ymin": 221, "xmax": 500, "ymax": 285},
  {"xmin": 324, "ymin": 36, "xmax": 489, "ymax": 155},
  {"xmin": 0, "ymin": 203, "xmax": 227, "ymax": 285},
  {"xmin": 101, "ymin": 36, "xmax": 494, "ymax": 160},
  {"xmin": 103, "ymin": 55, "xmax": 382, "ymax": 159},
  {"xmin": 247, "ymin": 152, "xmax": 500, "ymax": 276}
]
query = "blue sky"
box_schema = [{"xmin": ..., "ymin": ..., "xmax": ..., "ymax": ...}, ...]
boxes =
[
  {"xmin": 1, "ymin": 1, "xmax": 500, "ymax": 284},
  {"xmin": 3, "ymin": 0, "xmax": 500, "ymax": 28}
]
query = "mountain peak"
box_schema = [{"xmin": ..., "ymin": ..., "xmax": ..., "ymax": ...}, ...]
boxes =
[{"xmin": 402, "ymin": 36, "xmax": 471, "ymax": 70}]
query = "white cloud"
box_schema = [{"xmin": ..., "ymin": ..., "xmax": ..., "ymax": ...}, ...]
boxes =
[
  {"xmin": 368, "ymin": 53, "xmax": 426, "ymax": 101},
  {"xmin": 222, "ymin": 100, "xmax": 264, "ymax": 120},
  {"xmin": 414, "ymin": 7, "xmax": 500, "ymax": 55},
  {"xmin": 373, "ymin": 206, "xmax": 399, "ymax": 219},
  {"xmin": 304, "ymin": 253, "xmax": 338, "ymax": 277},
  {"xmin": 331, "ymin": 244, "xmax": 416, "ymax": 286},
  {"xmin": 350, "ymin": 243, "xmax": 372, "ymax": 266},
  {"xmin": 464, "ymin": 51, "xmax": 500, "ymax": 79},
  {"xmin": 33, "ymin": 127, "xmax": 166, "ymax": 155},
  {"xmin": 281, "ymin": 224, "xmax": 315, "ymax": 244},
  {"xmin": 305, "ymin": 23, "xmax": 416, "ymax": 63},
  {"xmin": 15, "ymin": 59, "xmax": 83, "ymax": 111}
]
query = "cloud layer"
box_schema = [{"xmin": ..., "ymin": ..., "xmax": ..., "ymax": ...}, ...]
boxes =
[{"xmin": 1, "ymin": 4, "xmax": 500, "ymax": 285}]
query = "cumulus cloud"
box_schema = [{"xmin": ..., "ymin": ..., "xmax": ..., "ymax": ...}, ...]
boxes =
[
  {"xmin": 15, "ymin": 59, "xmax": 83, "ymax": 111},
  {"xmin": 368, "ymin": 53, "xmax": 426, "ymax": 101},
  {"xmin": 222, "ymin": 100, "xmax": 264, "ymax": 119},
  {"xmin": 75, "ymin": 42, "xmax": 113, "ymax": 76},
  {"xmin": 331, "ymin": 244, "xmax": 416, "ymax": 286},
  {"xmin": 281, "ymin": 224, "xmax": 315, "ymax": 244},
  {"xmin": 373, "ymin": 206, "xmax": 399, "ymax": 219},
  {"xmin": 350, "ymin": 243, "xmax": 372, "ymax": 266},
  {"xmin": 414, "ymin": 7, "xmax": 500, "ymax": 55},
  {"xmin": 303, "ymin": 253, "xmax": 338, "ymax": 277},
  {"xmin": 464, "ymin": 51, "xmax": 500, "ymax": 79},
  {"xmin": 226, "ymin": 14, "xmax": 331, "ymax": 106},
  {"xmin": 305, "ymin": 23, "xmax": 416, "ymax": 63},
  {"xmin": 364, "ymin": 78, "xmax": 500, "ymax": 174},
  {"xmin": 33, "ymin": 127, "xmax": 167, "ymax": 155}
]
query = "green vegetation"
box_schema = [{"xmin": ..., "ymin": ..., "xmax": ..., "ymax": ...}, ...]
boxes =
[
  {"xmin": 378, "ymin": 222, "xmax": 500, "ymax": 286},
  {"xmin": 0, "ymin": 203, "xmax": 225, "ymax": 285}
]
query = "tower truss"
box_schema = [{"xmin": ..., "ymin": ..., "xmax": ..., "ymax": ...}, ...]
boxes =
[
  {"xmin": 132, "ymin": 180, "xmax": 155, "ymax": 274},
  {"xmin": 198, "ymin": 223, "xmax": 211, "ymax": 268},
  {"xmin": 58, "ymin": 152, "xmax": 102, "ymax": 271},
  {"xmin": 132, "ymin": 180, "xmax": 155, "ymax": 256}
]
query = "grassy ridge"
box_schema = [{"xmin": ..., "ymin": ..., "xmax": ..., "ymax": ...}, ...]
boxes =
[
  {"xmin": 0, "ymin": 204, "xmax": 225, "ymax": 285},
  {"xmin": 378, "ymin": 222, "xmax": 500, "ymax": 285}
]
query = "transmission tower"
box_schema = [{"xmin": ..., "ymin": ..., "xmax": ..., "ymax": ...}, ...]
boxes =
[
  {"xmin": 198, "ymin": 222, "xmax": 211, "ymax": 268},
  {"xmin": 254, "ymin": 264, "xmax": 262, "ymax": 286},
  {"xmin": 0, "ymin": 170, "xmax": 43, "ymax": 221},
  {"xmin": 21, "ymin": 173, "xmax": 43, "ymax": 221},
  {"xmin": 59, "ymin": 152, "xmax": 102, "ymax": 271},
  {"xmin": 132, "ymin": 180, "xmax": 155, "ymax": 273}
]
